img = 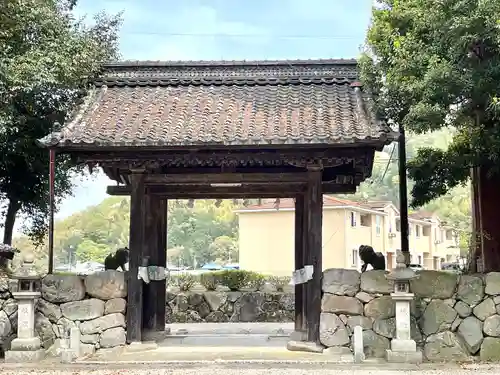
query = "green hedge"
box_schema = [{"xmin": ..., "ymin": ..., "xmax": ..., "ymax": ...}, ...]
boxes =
[{"xmin": 169, "ymin": 270, "xmax": 290, "ymax": 292}]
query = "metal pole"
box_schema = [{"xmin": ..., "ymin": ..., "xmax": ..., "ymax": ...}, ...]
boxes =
[
  {"xmin": 48, "ymin": 148, "xmax": 55, "ymax": 274},
  {"xmin": 398, "ymin": 123, "xmax": 410, "ymax": 266}
]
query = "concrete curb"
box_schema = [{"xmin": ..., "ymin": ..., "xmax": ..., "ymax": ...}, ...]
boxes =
[
  {"xmin": 0, "ymin": 359, "xmax": 418, "ymax": 369},
  {"xmin": 0, "ymin": 359, "xmax": 494, "ymax": 371},
  {"xmin": 75, "ymin": 359, "xmax": 356, "ymax": 364}
]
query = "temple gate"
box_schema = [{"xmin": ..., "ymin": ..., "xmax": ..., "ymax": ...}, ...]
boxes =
[{"xmin": 38, "ymin": 59, "xmax": 396, "ymax": 346}]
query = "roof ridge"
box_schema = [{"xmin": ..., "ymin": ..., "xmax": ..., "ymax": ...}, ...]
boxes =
[
  {"xmin": 103, "ymin": 58, "xmax": 358, "ymax": 69},
  {"xmin": 96, "ymin": 59, "xmax": 360, "ymax": 88},
  {"xmin": 240, "ymin": 196, "xmax": 388, "ymax": 211},
  {"xmin": 323, "ymin": 195, "xmax": 360, "ymax": 206}
]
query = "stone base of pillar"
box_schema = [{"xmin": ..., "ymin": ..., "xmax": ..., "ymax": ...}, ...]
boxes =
[
  {"xmin": 5, "ymin": 336, "xmax": 45, "ymax": 363},
  {"xmin": 289, "ymin": 330, "xmax": 306, "ymax": 342},
  {"xmin": 286, "ymin": 340, "xmax": 324, "ymax": 353},
  {"xmin": 142, "ymin": 328, "xmax": 171, "ymax": 342},
  {"xmin": 9, "ymin": 337, "xmax": 41, "ymax": 351},
  {"xmin": 5, "ymin": 349, "xmax": 45, "ymax": 362},
  {"xmin": 386, "ymin": 349, "xmax": 423, "ymax": 364},
  {"xmin": 391, "ymin": 338, "xmax": 417, "ymax": 352},
  {"xmin": 386, "ymin": 338, "xmax": 422, "ymax": 363},
  {"xmin": 125, "ymin": 341, "xmax": 159, "ymax": 353}
]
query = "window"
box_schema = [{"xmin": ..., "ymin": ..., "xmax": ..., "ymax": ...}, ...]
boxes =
[
  {"xmin": 360, "ymin": 214, "xmax": 371, "ymax": 227},
  {"xmin": 418, "ymin": 255, "xmax": 422, "ymax": 265},
  {"xmin": 352, "ymin": 249, "xmax": 359, "ymax": 267},
  {"xmin": 375, "ymin": 216, "xmax": 382, "ymax": 235},
  {"xmin": 416, "ymin": 225, "xmax": 421, "ymax": 238},
  {"xmin": 395, "ymin": 219, "xmax": 401, "ymax": 232},
  {"xmin": 446, "ymin": 230, "xmax": 453, "ymax": 240},
  {"xmin": 423, "ymin": 226, "xmax": 431, "ymax": 236},
  {"xmin": 350, "ymin": 212, "xmax": 356, "ymax": 227}
]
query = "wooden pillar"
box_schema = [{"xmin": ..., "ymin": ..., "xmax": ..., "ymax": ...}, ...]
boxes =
[
  {"xmin": 126, "ymin": 171, "xmax": 146, "ymax": 343},
  {"xmin": 153, "ymin": 199, "xmax": 167, "ymax": 330},
  {"xmin": 142, "ymin": 196, "xmax": 167, "ymax": 332},
  {"xmin": 305, "ymin": 168, "xmax": 323, "ymax": 344},
  {"xmin": 294, "ymin": 195, "xmax": 307, "ymax": 338}
]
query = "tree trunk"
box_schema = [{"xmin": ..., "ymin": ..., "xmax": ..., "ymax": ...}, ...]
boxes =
[
  {"xmin": 1, "ymin": 199, "xmax": 20, "ymax": 269},
  {"xmin": 474, "ymin": 167, "xmax": 500, "ymax": 272}
]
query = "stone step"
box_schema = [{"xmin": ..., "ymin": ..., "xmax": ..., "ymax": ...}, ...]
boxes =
[
  {"xmin": 158, "ymin": 334, "xmax": 290, "ymax": 347},
  {"xmin": 166, "ymin": 323, "xmax": 294, "ymax": 336}
]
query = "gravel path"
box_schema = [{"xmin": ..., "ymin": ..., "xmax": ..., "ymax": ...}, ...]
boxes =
[{"xmin": 0, "ymin": 362, "xmax": 499, "ymax": 375}]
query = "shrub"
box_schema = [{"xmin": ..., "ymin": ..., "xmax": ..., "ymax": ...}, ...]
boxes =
[
  {"xmin": 246, "ymin": 272, "xmax": 266, "ymax": 291},
  {"xmin": 268, "ymin": 276, "xmax": 291, "ymax": 292},
  {"xmin": 219, "ymin": 270, "xmax": 251, "ymax": 291},
  {"xmin": 200, "ymin": 272, "xmax": 221, "ymax": 291},
  {"xmin": 170, "ymin": 273, "xmax": 198, "ymax": 291}
]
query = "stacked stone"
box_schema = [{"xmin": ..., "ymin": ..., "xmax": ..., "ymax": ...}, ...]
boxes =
[
  {"xmin": 166, "ymin": 291, "xmax": 294, "ymax": 323},
  {"xmin": 320, "ymin": 268, "xmax": 500, "ymax": 362},
  {"xmin": 320, "ymin": 269, "xmax": 406, "ymax": 358},
  {"xmin": 0, "ymin": 276, "xmax": 17, "ymax": 352},
  {"xmin": 31, "ymin": 271, "xmax": 126, "ymax": 356}
]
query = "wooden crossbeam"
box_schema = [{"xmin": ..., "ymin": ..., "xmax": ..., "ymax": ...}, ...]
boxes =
[
  {"xmin": 106, "ymin": 182, "xmax": 355, "ymax": 197},
  {"xmin": 145, "ymin": 172, "xmax": 308, "ymax": 185}
]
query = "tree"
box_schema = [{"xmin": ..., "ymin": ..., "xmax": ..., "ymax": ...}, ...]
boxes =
[
  {"xmin": 11, "ymin": 198, "xmax": 241, "ymax": 272},
  {"xmin": 360, "ymin": 0, "xmax": 499, "ymax": 268},
  {"xmin": 0, "ymin": 0, "xmax": 122, "ymax": 252},
  {"xmin": 337, "ymin": 129, "xmax": 471, "ymax": 234},
  {"xmin": 209, "ymin": 235, "xmax": 238, "ymax": 264},
  {"xmin": 167, "ymin": 200, "xmax": 239, "ymax": 267},
  {"xmin": 360, "ymin": 0, "xmax": 500, "ymax": 205},
  {"xmin": 75, "ymin": 239, "xmax": 109, "ymax": 263}
]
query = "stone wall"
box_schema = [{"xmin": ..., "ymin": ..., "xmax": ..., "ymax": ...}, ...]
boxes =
[
  {"xmin": 166, "ymin": 291, "xmax": 294, "ymax": 323},
  {"xmin": 321, "ymin": 268, "xmax": 500, "ymax": 362},
  {"xmin": 8, "ymin": 267, "xmax": 500, "ymax": 362},
  {"xmin": 0, "ymin": 270, "xmax": 127, "ymax": 356}
]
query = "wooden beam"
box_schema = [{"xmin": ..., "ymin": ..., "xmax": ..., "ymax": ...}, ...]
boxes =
[
  {"xmin": 148, "ymin": 183, "xmax": 305, "ymax": 195},
  {"xmin": 294, "ymin": 194, "xmax": 306, "ymax": 339},
  {"xmin": 145, "ymin": 172, "xmax": 308, "ymax": 185},
  {"xmin": 142, "ymin": 196, "xmax": 167, "ymax": 333},
  {"xmin": 150, "ymin": 192, "xmax": 298, "ymax": 199},
  {"xmin": 107, "ymin": 185, "xmax": 131, "ymax": 196},
  {"xmin": 126, "ymin": 172, "xmax": 146, "ymax": 343},
  {"xmin": 305, "ymin": 168, "xmax": 323, "ymax": 344},
  {"xmin": 106, "ymin": 182, "xmax": 355, "ymax": 197},
  {"xmin": 155, "ymin": 199, "xmax": 168, "ymax": 329}
]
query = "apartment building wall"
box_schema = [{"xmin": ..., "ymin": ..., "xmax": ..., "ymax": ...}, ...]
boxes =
[{"xmin": 237, "ymin": 204, "xmax": 461, "ymax": 276}]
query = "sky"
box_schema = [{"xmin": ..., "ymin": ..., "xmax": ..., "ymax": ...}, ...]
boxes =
[{"xmin": 54, "ymin": 0, "xmax": 374, "ymax": 220}]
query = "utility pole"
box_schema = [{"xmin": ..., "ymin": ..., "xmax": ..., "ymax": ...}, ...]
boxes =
[{"xmin": 398, "ymin": 123, "xmax": 410, "ymax": 266}]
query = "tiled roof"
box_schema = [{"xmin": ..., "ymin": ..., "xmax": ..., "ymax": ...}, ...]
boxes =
[
  {"xmin": 41, "ymin": 59, "xmax": 397, "ymax": 148},
  {"xmin": 364, "ymin": 201, "xmax": 392, "ymax": 209},
  {"xmin": 239, "ymin": 196, "xmax": 380, "ymax": 211},
  {"xmin": 408, "ymin": 211, "xmax": 435, "ymax": 221}
]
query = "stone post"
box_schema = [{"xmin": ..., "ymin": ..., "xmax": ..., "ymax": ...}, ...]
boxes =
[
  {"xmin": 353, "ymin": 325, "xmax": 365, "ymax": 363},
  {"xmin": 5, "ymin": 252, "xmax": 44, "ymax": 362},
  {"xmin": 385, "ymin": 250, "xmax": 422, "ymax": 364}
]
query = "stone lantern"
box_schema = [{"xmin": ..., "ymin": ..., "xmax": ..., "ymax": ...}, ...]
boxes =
[
  {"xmin": 384, "ymin": 250, "xmax": 422, "ymax": 364},
  {"xmin": 5, "ymin": 252, "xmax": 44, "ymax": 362}
]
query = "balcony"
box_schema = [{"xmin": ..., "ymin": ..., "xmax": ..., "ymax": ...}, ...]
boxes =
[{"xmin": 348, "ymin": 224, "xmax": 372, "ymax": 241}]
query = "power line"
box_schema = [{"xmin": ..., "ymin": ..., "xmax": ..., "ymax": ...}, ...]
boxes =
[
  {"xmin": 377, "ymin": 144, "xmax": 397, "ymax": 183},
  {"xmin": 118, "ymin": 31, "xmax": 364, "ymax": 39}
]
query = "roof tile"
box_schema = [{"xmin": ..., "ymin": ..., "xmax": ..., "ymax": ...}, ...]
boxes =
[{"xmin": 46, "ymin": 60, "xmax": 397, "ymax": 148}]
